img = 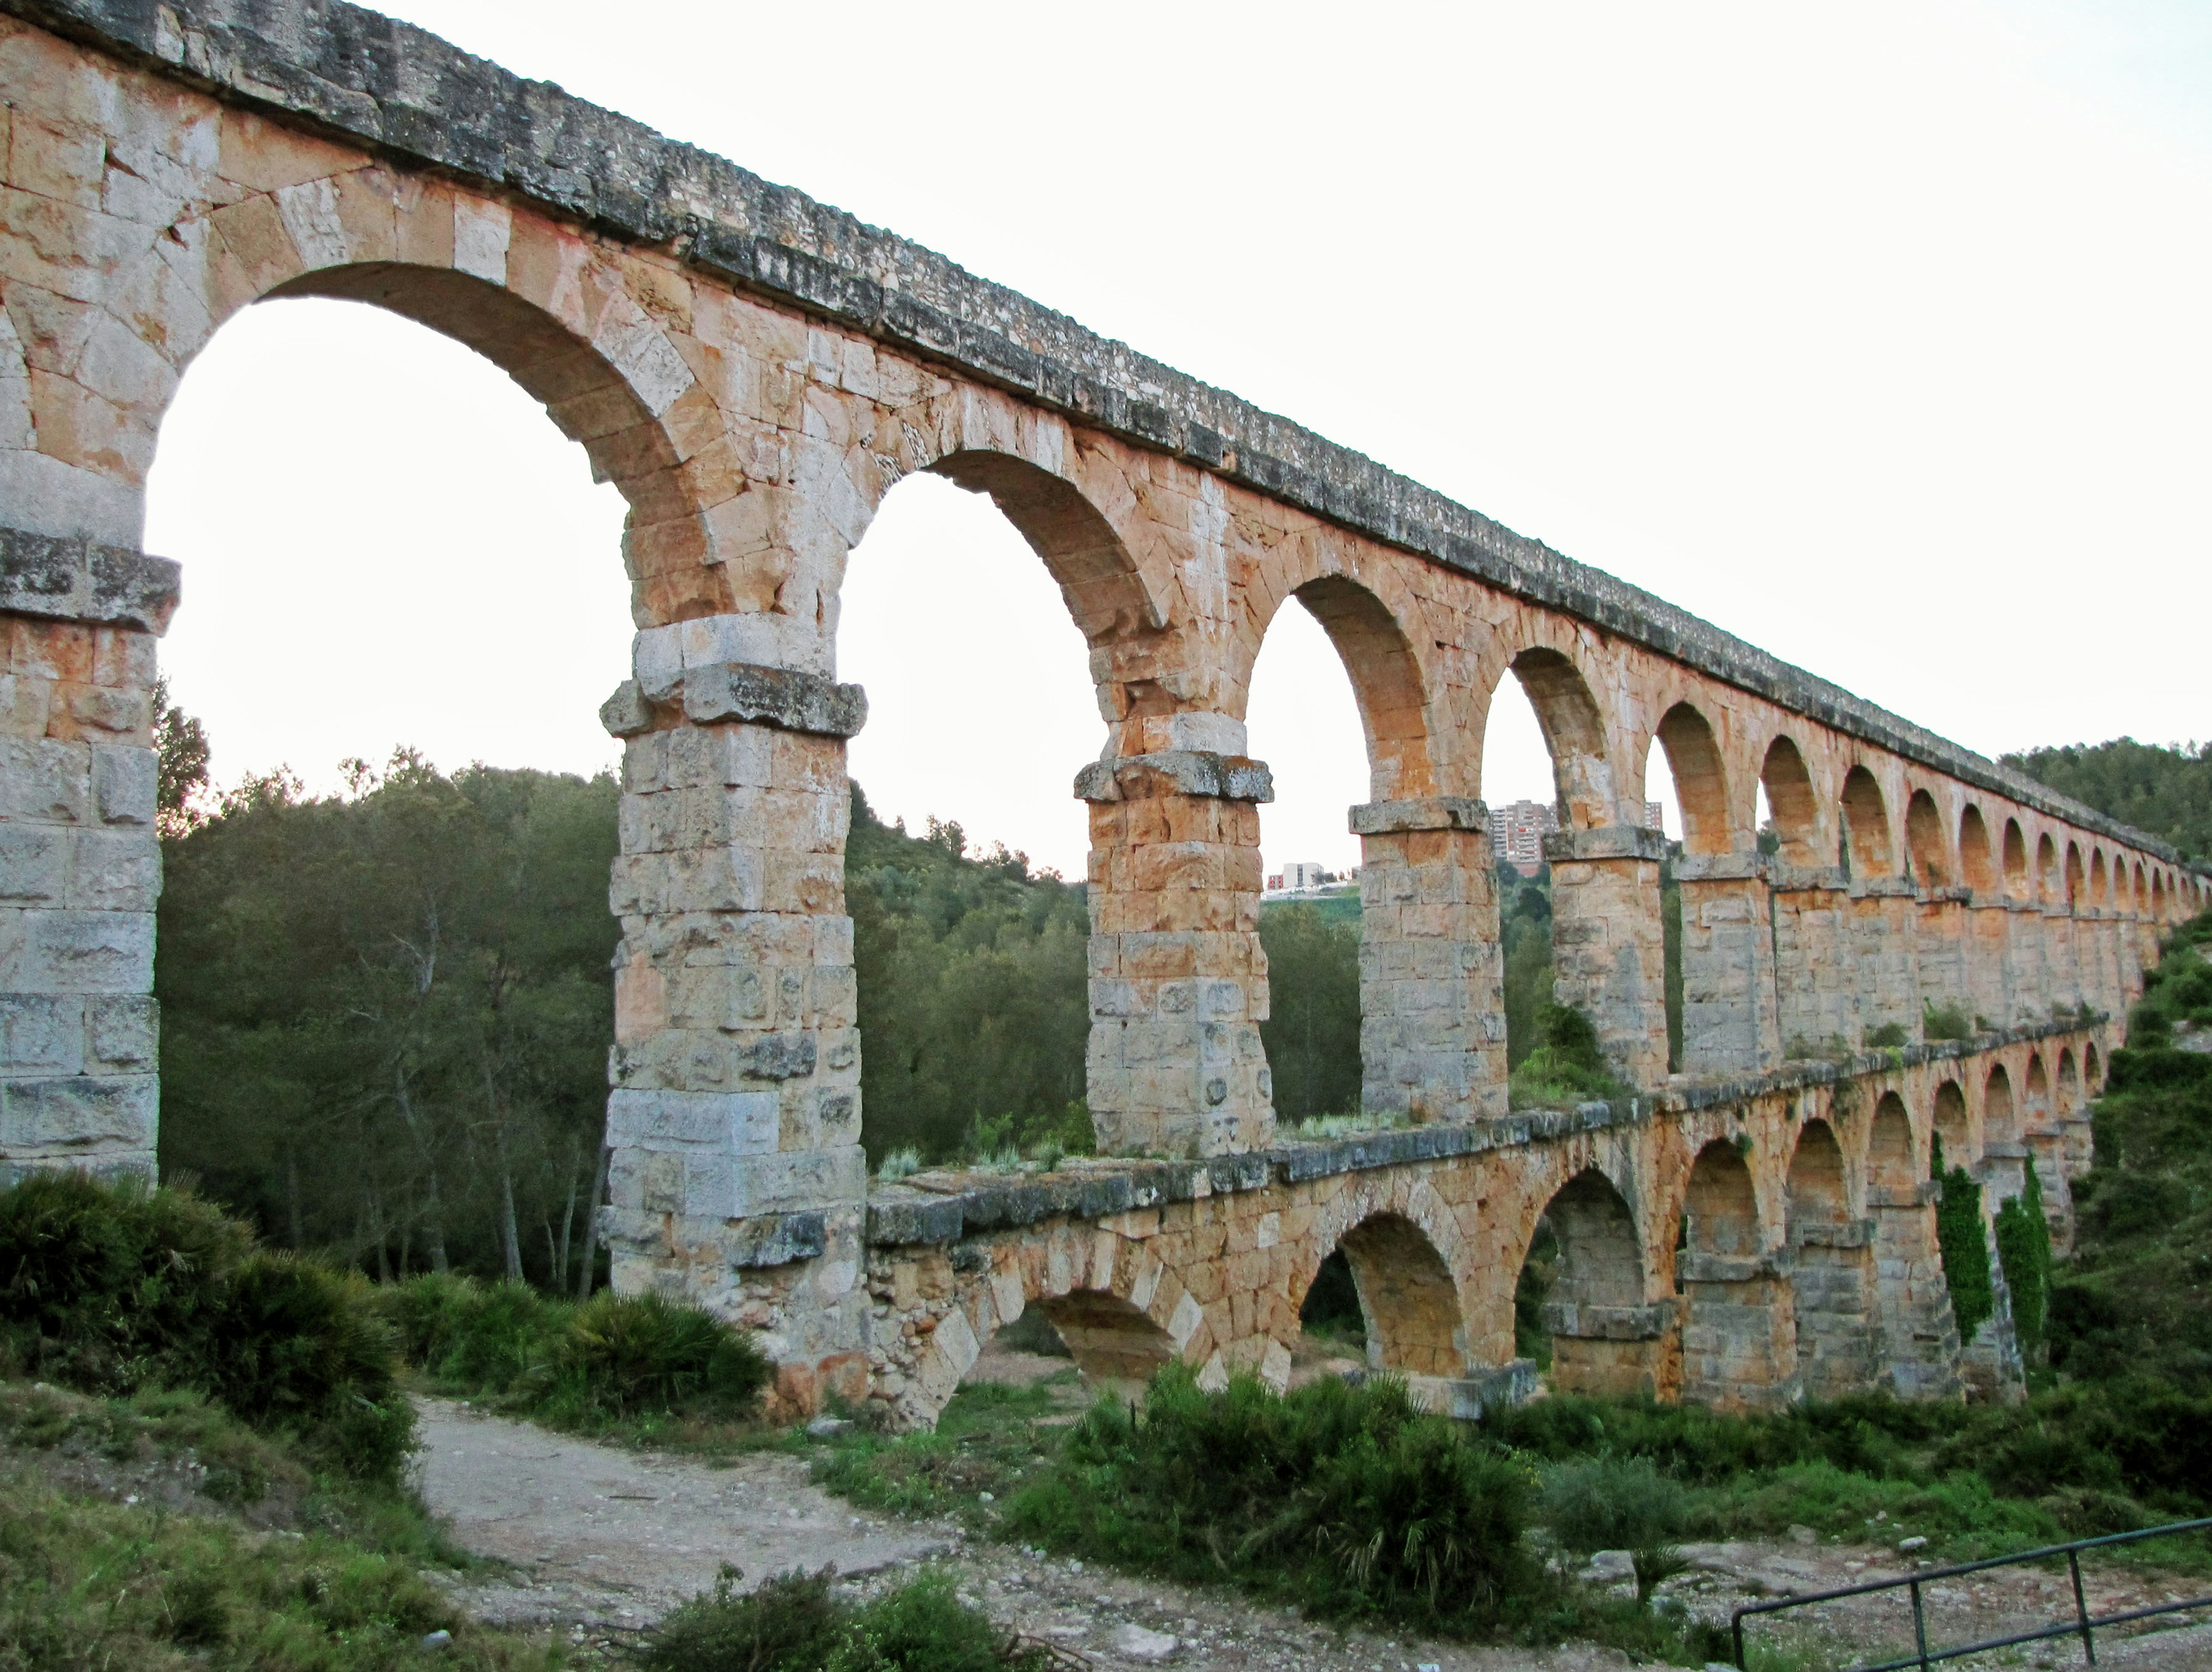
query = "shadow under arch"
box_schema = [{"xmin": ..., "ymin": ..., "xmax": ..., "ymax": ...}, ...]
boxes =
[
  {"xmin": 2003, "ymin": 819, "xmax": 2030, "ymax": 898},
  {"xmin": 264, "ymin": 263, "xmax": 709, "ymax": 625},
  {"xmin": 1934, "ymin": 1079, "xmax": 1970, "ymax": 1164},
  {"xmin": 1284, "ymin": 574, "xmax": 1437, "ymax": 801},
  {"xmin": 1864, "ymin": 1090, "xmax": 1959, "ymax": 1397},
  {"xmin": 1760, "ymin": 735, "xmax": 1821, "ymax": 864},
  {"xmin": 1521, "ymin": 1167, "xmax": 1662, "ymax": 1399},
  {"xmin": 1984, "ymin": 1063, "xmax": 2017, "ymax": 1147},
  {"xmin": 1841, "ymin": 767, "xmax": 1895, "ymax": 877},
  {"xmin": 1960, "ymin": 806, "xmax": 1997, "ymax": 894},
  {"xmin": 1027, "ymin": 1288, "xmax": 1178, "ymax": 1395},
  {"xmin": 1303, "ymin": 1211, "xmax": 1466, "ymax": 1380},
  {"xmin": 1906, "ymin": 789, "xmax": 1951, "ymax": 887},
  {"xmin": 925, "ymin": 448, "xmax": 1164, "ymax": 648}
]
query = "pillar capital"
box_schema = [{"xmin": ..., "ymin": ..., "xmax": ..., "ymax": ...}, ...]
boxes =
[
  {"xmin": 1768, "ymin": 861, "xmax": 1847, "ymax": 892},
  {"xmin": 1674, "ymin": 851, "xmax": 1768, "ymax": 885},
  {"xmin": 1848, "ymin": 876, "xmax": 1918, "ymax": 901},
  {"xmin": 1074, "ymin": 751, "xmax": 1273, "ymax": 804},
  {"xmin": 0, "ymin": 525, "xmax": 179, "ymax": 635},
  {"xmin": 1349, "ymin": 795, "xmax": 1488, "ymax": 836},
  {"xmin": 1543, "ymin": 823, "xmax": 1668, "ymax": 865},
  {"xmin": 602, "ymin": 661, "xmax": 867, "ymax": 739},
  {"xmin": 1921, "ymin": 884, "xmax": 1972, "ymax": 906}
]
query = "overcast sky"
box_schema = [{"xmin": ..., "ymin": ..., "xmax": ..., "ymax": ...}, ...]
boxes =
[{"xmin": 145, "ymin": 1, "xmax": 2212, "ymax": 880}]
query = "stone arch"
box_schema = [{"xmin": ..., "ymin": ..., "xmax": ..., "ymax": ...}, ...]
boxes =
[
  {"xmin": 1679, "ymin": 1138, "xmax": 1794, "ymax": 1409},
  {"xmin": 2056, "ymin": 1047, "xmax": 2080, "ymax": 1112},
  {"xmin": 2134, "ymin": 860, "xmax": 2149, "ymax": 909},
  {"xmin": 2084, "ymin": 1042, "xmax": 2102, "ymax": 1092},
  {"xmin": 1869, "ymin": 1091, "xmax": 1918, "ymax": 1191},
  {"xmin": 2038, "ymin": 833, "xmax": 2062, "ymax": 904},
  {"xmin": 1983, "ymin": 1064, "xmax": 2017, "ymax": 1147},
  {"xmin": 924, "ymin": 448, "xmax": 1166, "ymax": 650},
  {"xmin": 1270, "ymin": 573, "xmax": 1437, "ymax": 801},
  {"xmin": 1906, "ymin": 789, "xmax": 1952, "ymax": 887},
  {"xmin": 1934, "ymin": 1079, "xmax": 1970, "ymax": 1164},
  {"xmin": 1314, "ymin": 1212, "xmax": 1467, "ymax": 1379},
  {"xmin": 241, "ymin": 247, "xmax": 714, "ymax": 625},
  {"xmin": 2089, "ymin": 849, "xmax": 2109, "ymax": 907},
  {"xmin": 1787, "ymin": 1118, "xmax": 1875, "ymax": 1398},
  {"xmin": 2065, "ymin": 842, "xmax": 2086, "ymax": 907},
  {"xmin": 2003, "ymin": 819, "xmax": 2030, "ymax": 899},
  {"xmin": 1842, "ymin": 766, "xmax": 1895, "ymax": 876},
  {"xmin": 1760, "ymin": 735, "xmax": 1821, "ymax": 864},
  {"xmin": 2153, "ymin": 870, "xmax": 2166, "ymax": 918},
  {"xmin": 1525, "ymin": 1167, "xmax": 1662, "ymax": 1398},
  {"xmin": 1489, "ymin": 646, "xmax": 1615, "ymax": 830},
  {"xmin": 1029, "ymin": 1289, "xmax": 1179, "ymax": 1393},
  {"xmin": 1652, "ymin": 701, "xmax": 1733, "ymax": 856},
  {"xmin": 1960, "ymin": 806, "xmax": 1997, "ymax": 894},
  {"xmin": 2024, "ymin": 1054, "xmax": 2054, "ymax": 1133}
]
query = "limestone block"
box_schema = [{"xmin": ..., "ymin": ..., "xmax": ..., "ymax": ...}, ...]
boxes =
[
  {"xmin": 0, "ymin": 1072, "xmax": 155, "ymax": 1148},
  {"xmin": 0, "ymin": 735, "xmax": 89, "ymax": 823},
  {"xmin": 0, "ymin": 907, "xmax": 153, "ymax": 993},
  {"xmin": 605, "ymin": 1087, "xmax": 779, "ymax": 1154},
  {"xmin": 0, "ymin": 824, "xmax": 68, "ymax": 901},
  {"xmin": 66, "ymin": 828, "xmax": 158, "ymax": 910},
  {"xmin": 0, "ymin": 992, "xmax": 84, "ymax": 1073}
]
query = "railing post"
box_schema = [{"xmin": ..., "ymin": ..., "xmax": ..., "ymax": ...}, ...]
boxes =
[
  {"xmin": 2069, "ymin": 1548, "xmax": 2097, "ymax": 1664},
  {"xmin": 1911, "ymin": 1575, "xmax": 1930, "ymax": 1670}
]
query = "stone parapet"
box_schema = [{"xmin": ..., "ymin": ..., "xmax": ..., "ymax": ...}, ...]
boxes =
[{"xmin": 0, "ymin": 527, "xmax": 179, "ymax": 634}]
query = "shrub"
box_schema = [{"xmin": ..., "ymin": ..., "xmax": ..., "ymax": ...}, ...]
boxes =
[
  {"xmin": 376, "ymin": 1272, "xmax": 770, "ymax": 1429},
  {"xmin": 1510, "ymin": 1005, "xmax": 1627, "ymax": 1111},
  {"xmin": 1539, "ymin": 1457, "xmax": 1690, "ymax": 1604},
  {"xmin": 1931, "ymin": 1141, "xmax": 1994, "ymax": 1342},
  {"xmin": 1922, "ymin": 1000, "xmax": 1975, "ymax": 1042},
  {"xmin": 1003, "ymin": 1368, "xmax": 1540, "ymax": 1632},
  {"xmin": 631, "ymin": 1565, "xmax": 1052, "ymax": 1672},
  {"xmin": 0, "ymin": 1172, "xmax": 409, "ymax": 1483},
  {"xmin": 1994, "ymin": 1166, "xmax": 2054, "ymax": 1360}
]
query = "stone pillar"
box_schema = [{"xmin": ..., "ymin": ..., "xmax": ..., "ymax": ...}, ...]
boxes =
[
  {"xmin": 1543, "ymin": 824, "xmax": 1668, "ymax": 1087},
  {"xmin": 1677, "ymin": 1251, "xmax": 1800, "ymax": 1412},
  {"xmin": 1349, "ymin": 797, "xmax": 1505, "ymax": 1124},
  {"xmin": 1847, "ymin": 879, "xmax": 1921, "ymax": 1043},
  {"xmin": 1788, "ymin": 1219, "xmax": 1882, "ymax": 1399},
  {"xmin": 1541, "ymin": 1299, "xmax": 1677, "ymax": 1400},
  {"xmin": 1078, "ymin": 750, "xmax": 1275, "ymax": 1157},
  {"xmin": 2017, "ymin": 904, "xmax": 2046, "ymax": 1017},
  {"xmin": 1, "ymin": 531, "xmax": 178, "ymax": 1185},
  {"xmin": 1915, "ymin": 887, "xmax": 1972, "ymax": 1025},
  {"xmin": 2027, "ymin": 1129, "xmax": 2076, "ymax": 1256},
  {"xmin": 1869, "ymin": 1179, "xmax": 1963, "ymax": 1400},
  {"xmin": 1770, "ymin": 864, "xmax": 1853, "ymax": 1060},
  {"xmin": 596, "ymin": 642, "xmax": 872, "ymax": 1414},
  {"xmin": 2046, "ymin": 906, "xmax": 2082, "ymax": 1016},
  {"xmin": 1673, "ymin": 852, "xmax": 1781, "ymax": 1079},
  {"xmin": 2090, "ymin": 910, "xmax": 2123, "ymax": 1020},
  {"xmin": 2115, "ymin": 908, "xmax": 2143, "ymax": 1015},
  {"xmin": 1965, "ymin": 899, "xmax": 2013, "ymax": 1034}
]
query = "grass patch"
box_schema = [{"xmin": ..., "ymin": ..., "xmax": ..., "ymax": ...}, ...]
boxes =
[{"xmin": 812, "ymin": 1379, "xmax": 1071, "ymax": 1526}]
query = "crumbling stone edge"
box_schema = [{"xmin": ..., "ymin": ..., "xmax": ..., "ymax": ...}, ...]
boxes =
[
  {"xmin": 0, "ymin": 525, "xmax": 179, "ymax": 633},
  {"xmin": 0, "ymin": 0, "xmax": 2192, "ymax": 867},
  {"xmin": 864, "ymin": 1018, "xmax": 2109, "ymax": 1247}
]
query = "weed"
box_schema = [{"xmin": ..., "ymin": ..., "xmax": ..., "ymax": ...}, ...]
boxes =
[
  {"xmin": 1922, "ymin": 1000, "xmax": 1975, "ymax": 1042},
  {"xmin": 1539, "ymin": 1457, "xmax": 1690, "ymax": 1605}
]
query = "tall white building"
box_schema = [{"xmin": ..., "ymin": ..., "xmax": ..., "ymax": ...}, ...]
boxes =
[{"xmin": 1488, "ymin": 800, "xmax": 1558, "ymax": 875}]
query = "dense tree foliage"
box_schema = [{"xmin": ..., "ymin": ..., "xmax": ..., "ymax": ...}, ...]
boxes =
[
  {"xmin": 846, "ymin": 790, "xmax": 1090, "ymax": 1163},
  {"xmin": 157, "ymin": 753, "xmax": 619, "ymax": 1289},
  {"xmin": 2003, "ymin": 737, "xmax": 2212, "ymax": 863}
]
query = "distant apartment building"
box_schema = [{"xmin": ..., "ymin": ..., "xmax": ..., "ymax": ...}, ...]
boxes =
[
  {"xmin": 1488, "ymin": 800, "xmax": 1557, "ymax": 876},
  {"xmin": 1278, "ymin": 860, "xmax": 1330, "ymax": 892},
  {"xmin": 1645, "ymin": 800, "xmax": 1665, "ymax": 833}
]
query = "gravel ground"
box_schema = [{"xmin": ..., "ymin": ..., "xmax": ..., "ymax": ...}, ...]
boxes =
[{"xmin": 412, "ymin": 1370, "xmax": 2212, "ymax": 1671}]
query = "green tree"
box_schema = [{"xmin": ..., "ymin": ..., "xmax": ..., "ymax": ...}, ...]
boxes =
[
  {"xmin": 1256, "ymin": 904, "xmax": 1362, "ymax": 1122},
  {"xmin": 2002, "ymin": 737, "xmax": 2212, "ymax": 863}
]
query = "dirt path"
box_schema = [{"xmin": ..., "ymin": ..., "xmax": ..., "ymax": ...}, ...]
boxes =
[{"xmin": 413, "ymin": 1388, "xmax": 2212, "ymax": 1670}]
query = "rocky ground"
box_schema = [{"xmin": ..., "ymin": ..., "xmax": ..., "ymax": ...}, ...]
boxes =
[{"xmin": 410, "ymin": 1352, "xmax": 2212, "ymax": 1671}]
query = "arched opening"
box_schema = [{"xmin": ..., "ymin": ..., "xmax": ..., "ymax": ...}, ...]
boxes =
[
  {"xmin": 1247, "ymin": 593, "xmax": 1368, "ymax": 1127},
  {"xmin": 1841, "ymin": 767, "xmax": 1894, "ymax": 878},
  {"xmin": 1760, "ymin": 736, "xmax": 1820, "ymax": 865},
  {"xmin": 1312, "ymin": 1213, "xmax": 1465, "ymax": 1379},
  {"xmin": 2056, "ymin": 1047, "xmax": 2081, "ymax": 1113},
  {"xmin": 2020, "ymin": 1052, "xmax": 2072, "ymax": 1251},
  {"xmin": 1481, "ymin": 646, "xmax": 1625, "ymax": 1079},
  {"xmin": 1983, "ymin": 1065, "xmax": 2017, "ymax": 1147},
  {"xmin": 1518, "ymin": 1168, "xmax": 1656, "ymax": 1397},
  {"xmin": 146, "ymin": 277, "xmax": 674, "ymax": 1287},
  {"xmin": 2134, "ymin": 860, "xmax": 2149, "ymax": 910},
  {"xmin": 1651, "ymin": 703, "xmax": 1732, "ymax": 857},
  {"xmin": 1865, "ymin": 1091, "xmax": 1955, "ymax": 1397},
  {"xmin": 1788, "ymin": 1118, "xmax": 1874, "ymax": 1398},
  {"xmin": 2038, "ymin": 833, "xmax": 2062, "ymax": 904},
  {"xmin": 839, "ymin": 466, "xmax": 1101, "ymax": 1167},
  {"xmin": 2153, "ymin": 871, "xmax": 2166, "ymax": 920},
  {"xmin": 1029, "ymin": 1289, "xmax": 1177, "ymax": 1399},
  {"xmin": 2065, "ymin": 843, "xmax": 2086, "ymax": 908},
  {"xmin": 2084, "ymin": 1042, "xmax": 2102, "ymax": 1091},
  {"xmin": 1499, "ymin": 648, "xmax": 1613, "ymax": 832},
  {"xmin": 1934, "ymin": 1080, "xmax": 1970, "ymax": 1166},
  {"xmin": 2024, "ymin": 1056, "xmax": 2053, "ymax": 1133},
  {"xmin": 1906, "ymin": 790, "xmax": 1951, "ymax": 887},
  {"xmin": 2003, "ymin": 819, "xmax": 2030, "ymax": 899},
  {"xmin": 1680, "ymin": 1138, "xmax": 1793, "ymax": 1408},
  {"xmin": 2089, "ymin": 850, "xmax": 2109, "ymax": 907},
  {"xmin": 1960, "ymin": 807, "xmax": 1997, "ymax": 894}
]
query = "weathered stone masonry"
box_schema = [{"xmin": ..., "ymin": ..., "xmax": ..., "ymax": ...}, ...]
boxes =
[{"xmin": 0, "ymin": 0, "xmax": 2202, "ymax": 1415}]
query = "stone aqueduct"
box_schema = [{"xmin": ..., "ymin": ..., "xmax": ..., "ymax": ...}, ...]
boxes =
[{"xmin": 0, "ymin": 0, "xmax": 2203, "ymax": 1424}]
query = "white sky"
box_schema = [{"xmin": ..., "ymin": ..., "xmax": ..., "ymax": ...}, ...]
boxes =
[{"xmin": 144, "ymin": 0, "xmax": 2212, "ymax": 880}]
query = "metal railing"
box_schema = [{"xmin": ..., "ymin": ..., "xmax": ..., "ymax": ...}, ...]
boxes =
[{"xmin": 1730, "ymin": 1516, "xmax": 2212, "ymax": 1670}]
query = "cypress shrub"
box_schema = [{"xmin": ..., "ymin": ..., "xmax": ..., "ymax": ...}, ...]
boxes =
[
  {"xmin": 1994, "ymin": 1164, "xmax": 2054, "ymax": 1360},
  {"xmin": 1931, "ymin": 1138, "xmax": 1994, "ymax": 1342}
]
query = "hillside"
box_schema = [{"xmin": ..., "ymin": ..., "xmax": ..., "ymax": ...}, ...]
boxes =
[{"xmin": 2004, "ymin": 737, "xmax": 2212, "ymax": 864}]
